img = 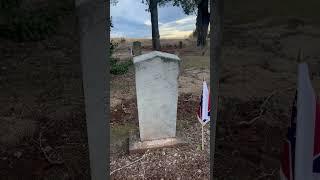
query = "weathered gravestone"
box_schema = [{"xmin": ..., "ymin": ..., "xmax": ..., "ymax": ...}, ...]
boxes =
[
  {"xmin": 179, "ymin": 41, "xmax": 183, "ymax": 49},
  {"xmin": 129, "ymin": 51, "xmax": 185, "ymax": 153},
  {"xmin": 132, "ymin": 41, "xmax": 142, "ymax": 56}
]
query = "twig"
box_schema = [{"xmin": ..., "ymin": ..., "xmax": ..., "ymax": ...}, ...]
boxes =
[
  {"xmin": 184, "ymin": 94, "xmax": 193, "ymax": 102},
  {"xmin": 110, "ymin": 150, "xmax": 149, "ymax": 175},
  {"xmin": 239, "ymin": 87, "xmax": 294, "ymax": 125},
  {"xmin": 256, "ymin": 169, "xmax": 276, "ymax": 179},
  {"xmin": 39, "ymin": 132, "xmax": 64, "ymax": 165},
  {"xmin": 121, "ymin": 103, "xmax": 129, "ymax": 114}
]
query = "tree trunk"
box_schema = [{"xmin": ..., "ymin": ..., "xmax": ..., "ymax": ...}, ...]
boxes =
[
  {"xmin": 149, "ymin": 0, "xmax": 161, "ymax": 50},
  {"xmin": 210, "ymin": 0, "xmax": 223, "ymax": 178},
  {"xmin": 196, "ymin": 0, "xmax": 210, "ymax": 47}
]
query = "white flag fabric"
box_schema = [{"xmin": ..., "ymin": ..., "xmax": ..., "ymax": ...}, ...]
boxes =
[
  {"xmin": 295, "ymin": 63, "xmax": 316, "ymax": 180},
  {"xmin": 202, "ymin": 81, "xmax": 209, "ymax": 121},
  {"xmin": 197, "ymin": 80, "xmax": 210, "ymax": 125}
]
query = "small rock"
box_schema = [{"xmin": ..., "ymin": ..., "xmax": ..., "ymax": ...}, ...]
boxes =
[
  {"xmin": 197, "ymin": 169, "xmax": 202, "ymax": 173},
  {"xmin": 174, "ymin": 153, "xmax": 178, "ymax": 157},
  {"xmin": 14, "ymin": 151, "xmax": 22, "ymax": 158}
]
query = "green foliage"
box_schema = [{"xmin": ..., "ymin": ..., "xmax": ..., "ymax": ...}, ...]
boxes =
[
  {"xmin": 111, "ymin": 0, "xmax": 119, "ymax": 6},
  {"xmin": 110, "ymin": 40, "xmax": 118, "ymax": 56},
  {"xmin": 1, "ymin": 10, "xmax": 58, "ymax": 41},
  {"xmin": 171, "ymin": 0, "xmax": 199, "ymax": 15},
  {"xmin": 0, "ymin": 0, "xmax": 22, "ymax": 9},
  {"xmin": 109, "ymin": 1, "xmax": 132, "ymax": 75},
  {"xmin": 141, "ymin": 0, "xmax": 174, "ymax": 11},
  {"xmin": 141, "ymin": 0, "xmax": 199, "ymax": 15},
  {"xmin": 110, "ymin": 59, "xmax": 133, "ymax": 75},
  {"xmin": 140, "ymin": 0, "xmax": 197, "ymax": 14},
  {"xmin": 0, "ymin": 0, "xmax": 73, "ymax": 41},
  {"xmin": 109, "ymin": 40, "xmax": 132, "ymax": 75}
]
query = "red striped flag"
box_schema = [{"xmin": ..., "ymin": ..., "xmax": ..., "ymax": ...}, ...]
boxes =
[
  {"xmin": 280, "ymin": 63, "xmax": 319, "ymax": 180},
  {"xmin": 280, "ymin": 92, "xmax": 297, "ymax": 180}
]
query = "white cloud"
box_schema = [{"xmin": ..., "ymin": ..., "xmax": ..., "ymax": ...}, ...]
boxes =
[
  {"xmin": 144, "ymin": 20, "xmax": 151, "ymax": 26},
  {"xmin": 111, "ymin": 1, "xmax": 196, "ymax": 39},
  {"xmin": 175, "ymin": 15, "xmax": 196, "ymax": 24},
  {"xmin": 111, "ymin": 0, "xmax": 149, "ymax": 25},
  {"xmin": 110, "ymin": 31, "xmax": 125, "ymax": 38},
  {"xmin": 159, "ymin": 15, "xmax": 196, "ymax": 39}
]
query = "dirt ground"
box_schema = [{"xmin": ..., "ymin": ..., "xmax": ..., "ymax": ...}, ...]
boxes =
[
  {"xmin": 110, "ymin": 18, "xmax": 320, "ymax": 179},
  {"xmin": 1, "ymin": 10, "xmax": 320, "ymax": 180},
  {"xmin": 110, "ymin": 38, "xmax": 211, "ymax": 179}
]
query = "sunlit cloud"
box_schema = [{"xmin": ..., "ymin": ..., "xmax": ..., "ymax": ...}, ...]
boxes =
[
  {"xmin": 144, "ymin": 20, "xmax": 151, "ymax": 26},
  {"xmin": 159, "ymin": 15, "xmax": 196, "ymax": 39},
  {"xmin": 111, "ymin": 1, "xmax": 196, "ymax": 39},
  {"xmin": 175, "ymin": 15, "xmax": 196, "ymax": 24},
  {"xmin": 110, "ymin": 31, "xmax": 126, "ymax": 38}
]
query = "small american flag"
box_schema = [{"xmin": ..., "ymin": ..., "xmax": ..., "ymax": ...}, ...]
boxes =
[
  {"xmin": 197, "ymin": 80, "xmax": 210, "ymax": 125},
  {"xmin": 313, "ymin": 96, "xmax": 320, "ymax": 175},
  {"xmin": 280, "ymin": 63, "xmax": 319, "ymax": 180},
  {"xmin": 280, "ymin": 92, "xmax": 297, "ymax": 180}
]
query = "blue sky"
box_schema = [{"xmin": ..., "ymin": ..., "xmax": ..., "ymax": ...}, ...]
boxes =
[{"xmin": 110, "ymin": 0, "xmax": 196, "ymax": 39}]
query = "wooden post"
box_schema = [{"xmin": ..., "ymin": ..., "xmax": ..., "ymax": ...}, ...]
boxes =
[
  {"xmin": 202, "ymin": 124, "xmax": 204, "ymax": 150},
  {"xmin": 76, "ymin": 0, "xmax": 108, "ymax": 179},
  {"xmin": 210, "ymin": 0, "xmax": 223, "ymax": 177}
]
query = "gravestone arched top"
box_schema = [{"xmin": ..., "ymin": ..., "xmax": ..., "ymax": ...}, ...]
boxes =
[{"xmin": 133, "ymin": 51, "xmax": 180, "ymax": 64}]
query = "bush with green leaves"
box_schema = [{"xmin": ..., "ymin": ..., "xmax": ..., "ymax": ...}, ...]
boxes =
[
  {"xmin": 0, "ymin": 0, "xmax": 73, "ymax": 41},
  {"xmin": 109, "ymin": 40, "xmax": 133, "ymax": 75},
  {"xmin": 110, "ymin": 59, "xmax": 133, "ymax": 75}
]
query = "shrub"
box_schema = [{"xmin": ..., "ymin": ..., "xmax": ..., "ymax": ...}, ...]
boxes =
[
  {"xmin": 109, "ymin": 40, "xmax": 132, "ymax": 75},
  {"xmin": 110, "ymin": 60, "xmax": 133, "ymax": 75},
  {"xmin": 0, "ymin": 0, "xmax": 73, "ymax": 41},
  {"xmin": 120, "ymin": 37, "xmax": 126, "ymax": 43}
]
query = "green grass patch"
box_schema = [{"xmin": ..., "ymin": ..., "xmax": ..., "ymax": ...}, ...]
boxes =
[
  {"xmin": 110, "ymin": 58, "xmax": 133, "ymax": 75},
  {"xmin": 110, "ymin": 124, "xmax": 137, "ymax": 144},
  {"xmin": 181, "ymin": 56, "xmax": 210, "ymax": 69}
]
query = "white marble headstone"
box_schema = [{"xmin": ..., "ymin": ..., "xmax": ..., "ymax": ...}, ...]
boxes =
[{"xmin": 134, "ymin": 51, "xmax": 180, "ymax": 141}]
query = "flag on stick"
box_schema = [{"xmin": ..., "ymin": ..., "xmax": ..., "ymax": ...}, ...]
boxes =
[
  {"xmin": 197, "ymin": 80, "xmax": 211, "ymax": 126},
  {"xmin": 197, "ymin": 80, "xmax": 210, "ymax": 151},
  {"xmin": 313, "ymin": 96, "xmax": 320, "ymax": 179},
  {"xmin": 280, "ymin": 92, "xmax": 297, "ymax": 180},
  {"xmin": 294, "ymin": 63, "xmax": 316, "ymax": 180},
  {"xmin": 280, "ymin": 63, "xmax": 319, "ymax": 180}
]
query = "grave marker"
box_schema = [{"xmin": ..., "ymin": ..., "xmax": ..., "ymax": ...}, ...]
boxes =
[
  {"xmin": 129, "ymin": 51, "xmax": 185, "ymax": 152},
  {"xmin": 132, "ymin": 41, "xmax": 142, "ymax": 56}
]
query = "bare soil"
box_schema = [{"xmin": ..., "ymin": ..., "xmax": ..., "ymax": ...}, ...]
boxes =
[{"xmin": 110, "ymin": 19, "xmax": 320, "ymax": 180}]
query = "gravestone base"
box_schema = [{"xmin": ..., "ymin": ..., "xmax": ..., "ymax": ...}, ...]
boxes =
[{"xmin": 129, "ymin": 130, "xmax": 186, "ymax": 154}]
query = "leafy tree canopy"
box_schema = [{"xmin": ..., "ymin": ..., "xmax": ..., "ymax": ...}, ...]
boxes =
[{"xmin": 141, "ymin": 0, "xmax": 203, "ymax": 15}]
